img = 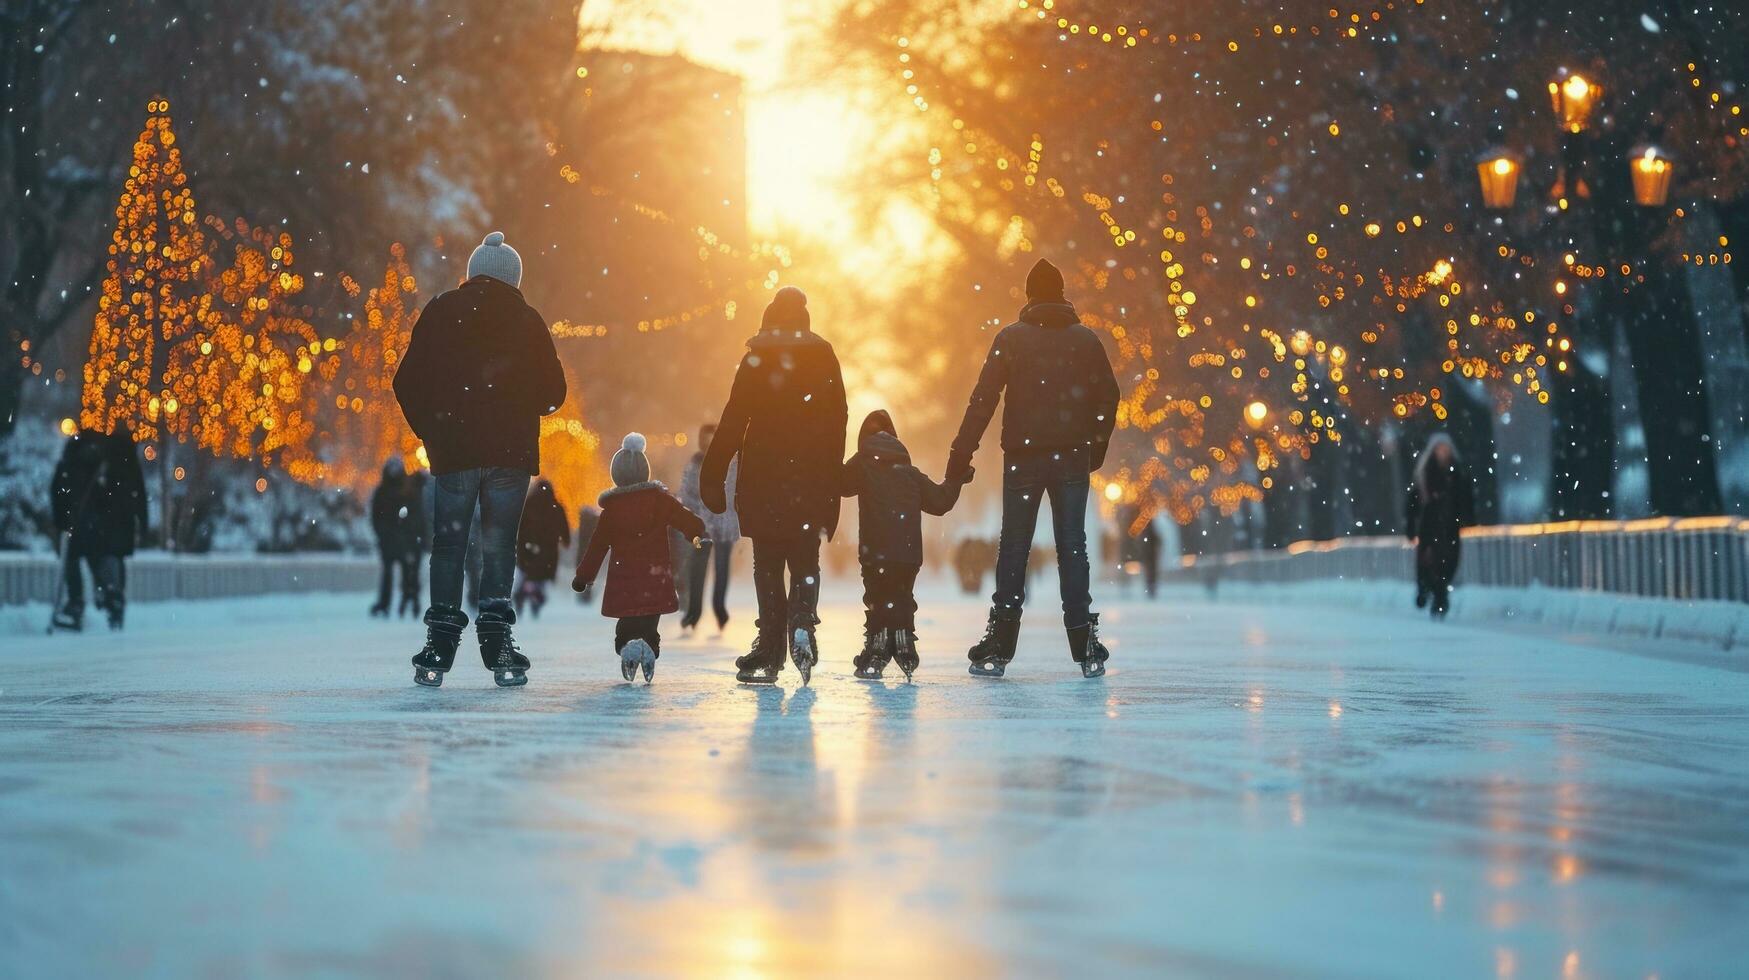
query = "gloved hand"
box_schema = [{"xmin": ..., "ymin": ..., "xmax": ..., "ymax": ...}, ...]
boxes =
[
  {"xmin": 571, "ymin": 574, "xmax": 591, "ymax": 594},
  {"xmin": 957, "ymin": 466, "xmax": 976, "ymax": 485}
]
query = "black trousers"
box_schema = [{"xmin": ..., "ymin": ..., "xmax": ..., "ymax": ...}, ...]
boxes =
[
  {"xmin": 751, "ymin": 532, "xmax": 822, "ymax": 633},
  {"xmin": 63, "ymin": 545, "xmax": 124, "ymax": 613},
  {"xmin": 860, "ymin": 561, "xmax": 920, "ymax": 632},
  {"xmin": 683, "ymin": 539, "xmax": 734, "ymax": 626},
  {"xmin": 615, "ymin": 614, "xmax": 662, "ymax": 657},
  {"xmin": 994, "ymin": 450, "xmax": 1092, "ymax": 627},
  {"xmin": 376, "ymin": 548, "xmax": 421, "ymax": 611}
]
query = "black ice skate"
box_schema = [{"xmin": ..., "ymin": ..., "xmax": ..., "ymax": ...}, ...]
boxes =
[
  {"xmin": 1068, "ymin": 613, "xmax": 1110, "ymax": 678},
  {"xmin": 49, "ymin": 605, "xmax": 82, "ymax": 634},
  {"xmin": 620, "ymin": 638, "xmax": 656, "ymax": 684},
  {"xmin": 967, "ymin": 608, "xmax": 1021, "ymax": 677},
  {"xmin": 892, "ymin": 629, "xmax": 920, "ymax": 682},
  {"xmin": 735, "ymin": 630, "xmax": 784, "ymax": 684},
  {"xmin": 476, "ymin": 608, "xmax": 529, "ymax": 688},
  {"xmin": 411, "ymin": 606, "xmax": 469, "ymax": 687},
  {"xmin": 102, "ymin": 596, "xmax": 125, "ymax": 631},
  {"xmin": 854, "ymin": 628, "xmax": 893, "ymax": 680}
]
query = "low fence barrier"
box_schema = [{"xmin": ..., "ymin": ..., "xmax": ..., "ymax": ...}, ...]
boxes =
[
  {"xmin": 1169, "ymin": 516, "xmax": 1749, "ymax": 604},
  {"xmin": 0, "ymin": 552, "xmax": 377, "ymax": 607}
]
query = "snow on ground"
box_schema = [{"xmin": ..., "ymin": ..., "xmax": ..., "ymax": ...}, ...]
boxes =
[{"xmin": 2, "ymin": 577, "xmax": 1747, "ymax": 978}]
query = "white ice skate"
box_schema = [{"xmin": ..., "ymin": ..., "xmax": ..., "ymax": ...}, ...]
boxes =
[{"xmin": 620, "ymin": 639, "xmax": 655, "ymax": 683}]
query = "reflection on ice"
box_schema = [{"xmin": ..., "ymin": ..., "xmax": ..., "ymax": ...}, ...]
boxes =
[{"xmin": 1, "ymin": 585, "xmax": 1746, "ymax": 976}]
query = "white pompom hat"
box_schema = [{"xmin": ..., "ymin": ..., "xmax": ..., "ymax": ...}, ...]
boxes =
[
  {"xmin": 467, "ymin": 231, "xmax": 523, "ymax": 287},
  {"xmin": 610, "ymin": 432, "xmax": 651, "ymax": 487}
]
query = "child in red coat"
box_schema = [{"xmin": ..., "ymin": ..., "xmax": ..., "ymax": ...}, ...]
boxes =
[{"xmin": 573, "ymin": 433, "xmax": 706, "ymax": 682}]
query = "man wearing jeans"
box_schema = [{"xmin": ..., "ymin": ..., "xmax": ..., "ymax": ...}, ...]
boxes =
[
  {"xmin": 393, "ymin": 231, "xmax": 566, "ymax": 687},
  {"xmin": 945, "ymin": 258, "xmax": 1120, "ymax": 678}
]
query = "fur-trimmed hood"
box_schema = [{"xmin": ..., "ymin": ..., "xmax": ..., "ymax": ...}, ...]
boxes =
[{"xmin": 598, "ymin": 480, "xmax": 667, "ymax": 505}]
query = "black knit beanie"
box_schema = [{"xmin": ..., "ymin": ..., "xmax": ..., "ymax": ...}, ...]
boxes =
[
  {"xmin": 1025, "ymin": 259, "xmax": 1065, "ymax": 301},
  {"xmin": 762, "ymin": 285, "xmax": 810, "ymax": 331}
]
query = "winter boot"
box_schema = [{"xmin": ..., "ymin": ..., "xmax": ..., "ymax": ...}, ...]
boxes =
[
  {"xmin": 369, "ymin": 599, "xmax": 390, "ymax": 618},
  {"xmin": 619, "ymin": 638, "xmax": 656, "ymax": 684},
  {"xmin": 476, "ymin": 606, "xmax": 529, "ymax": 687},
  {"xmin": 853, "ymin": 628, "xmax": 893, "ymax": 680},
  {"xmin": 1067, "ymin": 613, "xmax": 1110, "ymax": 678},
  {"xmin": 967, "ymin": 608, "xmax": 1022, "ymax": 677},
  {"xmin": 892, "ymin": 629, "xmax": 920, "ymax": 681},
  {"xmin": 102, "ymin": 594, "xmax": 125, "ymax": 631},
  {"xmin": 412, "ymin": 606, "xmax": 469, "ymax": 687},
  {"xmin": 736, "ymin": 629, "xmax": 785, "ymax": 684}
]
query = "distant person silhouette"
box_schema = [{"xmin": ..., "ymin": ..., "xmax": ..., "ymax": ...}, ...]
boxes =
[
  {"xmin": 50, "ymin": 427, "xmax": 147, "ymax": 632},
  {"xmin": 1406, "ymin": 433, "xmax": 1475, "ymax": 619},
  {"xmin": 946, "ymin": 258, "xmax": 1120, "ymax": 678},
  {"xmin": 701, "ymin": 286, "xmax": 847, "ymax": 684},
  {"xmin": 514, "ymin": 477, "xmax": 570, "ymax": 619},
  {"xmin": 394, "ymin": 230, "xmax": 565, "ymax": 687},
  {"xmin": 679, "ymin": 423, "xmax": 740, "ymax": 632},
  {"xmin": 369, "ymin": 457, "xmax": 427, "ymax": 618}
]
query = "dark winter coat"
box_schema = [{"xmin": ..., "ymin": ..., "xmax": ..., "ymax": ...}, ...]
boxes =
[
  {"xmin": 392, "ymin": 275, "xmax": 566, "ymax": 475},
  {"xmin": 51, "ymin": 430, "xmax": 147, "ymax": 556},
  {"xmin": 516, "ymin": 479, "xmax": 571, "ymax": 581},
  {"xmin": 1406, "ymin": 455, "xmax": 1475, "ymax": 586},
  {"xmin": 701, "ymin": 328, "xmax": 848, "ymax": 540},
  {"xmin": 574, "ymin": 483, "xmax": 707, "ymax": 618},
  {"xmin": 841, "ymin": 411, "xmax": 961, "ymax": 566},
  {"xmin": 947, "ymin": 301, "xmax": 1120, "ymax": 479},
  {"xmin": 370, "ymin": 466, "xmax": 427, "ymax": 559}
]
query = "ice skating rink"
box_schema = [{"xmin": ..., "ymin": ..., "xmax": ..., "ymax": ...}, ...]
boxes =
[{"xmin": 3, "ymin": 580, "xmax": 1747, "ymax": 978}]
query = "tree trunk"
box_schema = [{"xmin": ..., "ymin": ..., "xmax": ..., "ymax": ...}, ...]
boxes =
[{"xmin": 1549, "ymin": 357, "xmax": 1614, "ymax": 519}]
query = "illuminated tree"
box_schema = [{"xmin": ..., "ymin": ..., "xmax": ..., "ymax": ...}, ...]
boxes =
[
  {"xmin": 324, "ymin": 245, "xmax": 423, "ymax": 491},
  {"xmin": 81, "ymin": 99, "xmax": 211, "ymax": 446},
  {"xmin": 179, "ymin": 217, "xmax": 328, "ymax": 481}
]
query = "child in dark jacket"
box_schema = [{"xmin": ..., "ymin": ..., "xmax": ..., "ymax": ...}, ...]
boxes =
[
  {"xmin": 841, "ymin": 410, "xmax": 967, "ymax": 680},
  {"xmin": 572, "ymin": 433, "xmax": 707, "ymax": 683}
]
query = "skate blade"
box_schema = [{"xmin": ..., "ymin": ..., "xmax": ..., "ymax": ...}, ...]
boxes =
[
  {"xmin": 494, "ymin": 670, "xmax": 528, "ymax": 688},
  {"xmin": 414, "ymin": 668, "xmax": 444, "ymax": 687},
  {"xmin": 854, "ymin": 666, "xmax": 885, "ymax": 681},
  {"xmin": 791, "ymin": 628, "xmax": 816, "ymax": 686},
  {"xmin": 620, "ymin": 657, "xmax": 639, "ymax": 682},
  {"xmin": 1081, "ymin": 661, "xmax": 1106, "ymax": 678},
  {"xmin": 736, "ymin": 670, "xmax": 778, "ymax": 685},
  {"xmin": 641, "ymin": 649, "xmax": 656, "ymax": 684},
  {"xmin": 968, "ymin": 661, "xmax": 1006, "ymax": 678}
]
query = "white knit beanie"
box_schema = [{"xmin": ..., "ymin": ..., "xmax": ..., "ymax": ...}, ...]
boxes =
[
  {"xmin": 610, "ymin": 432, "xmax": 651, "ymax": 487},
  {"xmin": 467, "ymin": 231, "xmax": 523, "ymax": 288}
]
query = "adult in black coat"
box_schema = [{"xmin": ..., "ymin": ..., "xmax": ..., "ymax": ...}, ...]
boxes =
[
  {"xmin": 369, "ymin": 457, "xmax": 426, "ymax": 618},
  {"xmin": 393, "ymin": 231, "xmax": 565, "ymax": 687},
  {"xmin": 50, "ymin": 428, "xmax": 147, "ymax": 631},
  {"xmin": 947, "ymin": 258, "xmax": 1121, "ymax": 677},
  {"xmin": 701, "ymin": 286, "xmax": 848, "ymax": 681},
  {"xmin": 1406, "ymin": 433, "xmax": 1475, "ymax": 618}
]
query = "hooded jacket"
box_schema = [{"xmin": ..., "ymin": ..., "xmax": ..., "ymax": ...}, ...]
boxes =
[
  {"xmin": 946, "ymin": 300, "xmax": 1120, "ymax": 479},
  {"xmin": 701, "ymin": 327, "xmax": 848, "ymax": 540},
  {"xmin": 842, "ymin": 410, "xmax": 961, "ymax": 566},
  {"xmin": 573, "ymin": 482, "xmax": 706, "ymax": 618},
  {"xmin": 393, "ymin": 275, "xmax": 566, "ymax": 475},
  {"xmin": 51, "ymin": 430, "xmax": 147, "ymax": 556}
]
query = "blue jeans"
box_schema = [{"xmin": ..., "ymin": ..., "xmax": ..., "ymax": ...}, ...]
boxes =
[
  {"xmin": 993, "ymin": 450, "xmax": 1092, "ymax": 626},
  {"xmin": 428, "ymin": 468, "xmax": 528, "ymax": 615}
]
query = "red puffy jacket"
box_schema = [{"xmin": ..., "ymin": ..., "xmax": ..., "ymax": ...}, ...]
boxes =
[{"xmin": 573, "ymin": 483, "xmax": 706, "ymax": 618}]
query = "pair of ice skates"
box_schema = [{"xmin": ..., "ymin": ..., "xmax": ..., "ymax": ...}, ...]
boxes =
[
  {"xmin": 965, "ymin": 609, "xmax": 1110, "ymax": 679},
  {"xmin": 410, "ymin": 607, "xmax": 527, "ymax": 688}
]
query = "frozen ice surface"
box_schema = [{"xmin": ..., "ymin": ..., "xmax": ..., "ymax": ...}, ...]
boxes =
[{"xmin": 3, "ymin": 579, "xmax": 1748, "ymax": 977}]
